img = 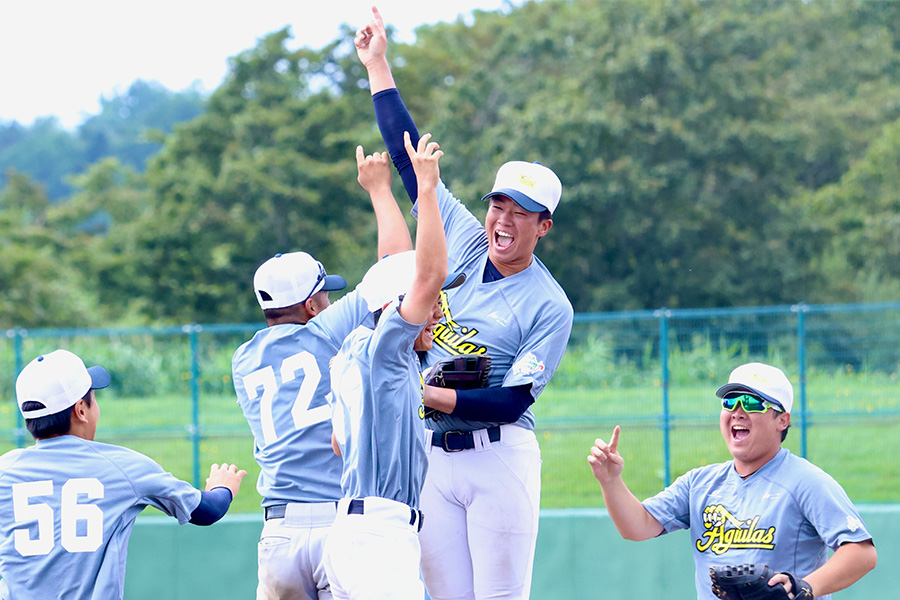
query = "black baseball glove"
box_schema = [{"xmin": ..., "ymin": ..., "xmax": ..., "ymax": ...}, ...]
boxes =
[
  {"xmin": 423, "ymin": 354, "xmax": 492, "ymax": 421},
  {"xmin": 709, "ymin": 564, "xmax": 813, "ymax": 600}
]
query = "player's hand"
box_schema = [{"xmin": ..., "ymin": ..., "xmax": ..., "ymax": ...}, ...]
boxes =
[
  {"xmin": 404, "ymin": 131, "xmax": 442, "ymax": 190},
  {"xmin": 355, "ymin": 5, "xmax": 388, "ymax": 69},
  {"xmin": 356, "ymin": 145, "xmax": 392, "ymax": 194},
  {"xmin": 205, "ymin": 463, "xmax": 247, "ymax": 498},
  {"xmin": 587, "ymin": 426, "xmax": 625, "ymax": 484}
]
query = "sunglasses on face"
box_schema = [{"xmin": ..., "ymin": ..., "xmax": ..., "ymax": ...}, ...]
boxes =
[{"xmin": 722, "ymin": 394, "xmax": 784, "ymax": 414}]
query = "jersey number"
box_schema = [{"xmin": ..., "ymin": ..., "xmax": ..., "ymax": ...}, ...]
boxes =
[
  {"xmin": 242, "ymin": 350, "xmax": 329, "ymax": 445},
  {"xmin": 12, "ymin": 478, "xmax": 104, "ymax": 556}
]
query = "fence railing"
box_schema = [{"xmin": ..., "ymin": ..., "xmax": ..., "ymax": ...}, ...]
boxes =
[{"xmin": 3, "ymin": 300, "xmax": 898, "ymax": 511}]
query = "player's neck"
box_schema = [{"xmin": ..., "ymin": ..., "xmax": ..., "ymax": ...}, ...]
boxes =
[{"xmin": 487, "ymin": 252, "xmax": 533, "ymax": 278}]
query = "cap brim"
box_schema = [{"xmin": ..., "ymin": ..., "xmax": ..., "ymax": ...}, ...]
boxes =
[
  {"xmin": 322, "ymin": 274, "xmax": 347, "ymax": 292},
  {"xmin": 88, "ymin": 366, "xmax": 111, "ymax": 390},
  {"xmin": 442, "ymin": 272, "xmax": 466, "ymax": 290},
  {"xmin": 481, "ymin": 188, "xmax": 547, "ymax": 213},
  {"xmin": 715, "ymin": 383, "xmax": 785, "ymax": 411}
]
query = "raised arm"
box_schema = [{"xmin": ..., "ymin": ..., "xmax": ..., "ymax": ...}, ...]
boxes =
[
  {"xmin": 398, "ymin": 131, "xmax": 446, "ymax": 326},
  {"xmin": 588, "ymin": 426, "xmax": 665, "ymax": 541},
  {"xmin": 355, "ymin": 6, "xmax": 421, "ymax": 201},
  {"xmin": 357, "ymin": 145, "xmax": 411, "ymax": 258}
]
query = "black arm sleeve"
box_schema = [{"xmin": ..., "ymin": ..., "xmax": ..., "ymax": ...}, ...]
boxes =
[
  {"xmin": 372, "ymin": 88, "xmax": 421, "ymax": 203},
  {"xmin": 188, "ymin": 486, "xmax": 233, "ymax": 526},
  {"xmin": 449, "ymin": 384, "xmax": 534, "ymax": 423}
]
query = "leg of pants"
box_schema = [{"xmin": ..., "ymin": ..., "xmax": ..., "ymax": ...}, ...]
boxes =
[
  {"xmin": 420, "ymin": 425, "xmax": 542, "ymax": 600},
  {"xmin": 257, "ymin": 502, "xmax": 336, "ymax": 600},
  {"xmin": 323, "ymin": 497, "xmax": 424, "ymax": 600}
]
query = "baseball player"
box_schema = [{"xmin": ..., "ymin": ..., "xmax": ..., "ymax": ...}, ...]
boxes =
[
  {"xmin": 355, "ymin": 8, "xmax": 574, "ymax": 599},
  {"xmin": 232, "ymin": 250, "xmax": 372, "ymax": 599},
  {"xmin": 589, "ymin": 362, "xmax": 877, "ymax": 600},
  {"xmin": 0, "ymin": 349, "xmax": 246, "ymax": 600},
  {"xmin": 325, "ymin": 132, "xmax": 464, "ymax": 600}
]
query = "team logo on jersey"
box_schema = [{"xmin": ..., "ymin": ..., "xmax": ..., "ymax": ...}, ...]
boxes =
[
  {"xmin": 846, "ymin": 515, "xmax": 862, "ymax": 532},
  {"xmin": 418, "ymin": 371, "xmax": 426, "ymax": 419},
  {"xmin": 696, "ymin": 504, "xmax": 776, "ymax": 555},
  {"xmin": 432, "ymin": 291, "xmax": 489, "ymax": 356},
  {"xmin": 513, "ymin": 352, "xmax": 545, "ymax": 377}
]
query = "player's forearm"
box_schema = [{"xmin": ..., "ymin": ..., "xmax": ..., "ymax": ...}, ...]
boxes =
[
  {"xmin": 601, "ymin": 478, "xmax": 664, "ymax": 541},
  {"xmin": 803, "ymin": 540, "xmax": 876, "ymax": 596},
  {"xmin": 188, "ymin": 487, "xmax": 233, "ymax": 526},
  {"xmin": 373, "ymin": 89, "xmax": 420, "ymax": 201},
  {"xmin": 424, "ymin": 385, "xmax": 457, "ymax": 414},
  {"xmin": 366, "ymin": 57, "xmax": 396, "ymax": 95},
  {"xmin": 370, "ymin": 188, "xmax": 412, "ymax": 257},
  {"xmin": 412, "ymin": 183, "xmax": 447, "ymax": 295}
]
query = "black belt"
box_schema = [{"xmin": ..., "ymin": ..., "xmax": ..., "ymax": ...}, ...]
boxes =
[
  {"xmin": 432, "ymin": 426, "xmax": 501, "ymax": 452},
  {"xmin": 347, "ymin": 498, "xmax": 424, "ymax": 533},
  {"xmin": 265, "ymin": 504, "xmax": 286, "ymax": 520}
]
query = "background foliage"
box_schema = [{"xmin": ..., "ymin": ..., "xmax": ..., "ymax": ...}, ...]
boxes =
[{"xmin": 2, "ymin": 0, "xmax": 900, "ymax": 329}]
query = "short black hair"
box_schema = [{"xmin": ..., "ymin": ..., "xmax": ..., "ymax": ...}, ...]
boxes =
[
  {"xmin": 538, "ymin": 209, "xmax": 552, "ymax": 222},
  {"xmin": 23, "ymin": 390, "xmax": 93, "ymax": 439}
]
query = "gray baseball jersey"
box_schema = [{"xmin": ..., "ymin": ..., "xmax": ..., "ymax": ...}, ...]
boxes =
[
  {"xmin": 414, "ymin": 182, "xmax": 574, "ymax": 434},
  {"xmin": 232, "ymin": 289, "xmax": 370, "ymax": 505},
  {"xmin": 330, "ymin": 302, "xmax": 428, "ymax": 509},
  {"xmin": 642, "ymin": 448, "xmax": 872, "ymax": 600},
  {"xmin": 0, "ymin": 436, "xmax": 201, "ymax": 600}
]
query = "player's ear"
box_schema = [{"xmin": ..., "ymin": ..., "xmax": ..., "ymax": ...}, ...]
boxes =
[
  {"xmin": 537, "ymin": 218, "xmax": 553, "ymax": 238},
  {"xmin": 776, "ymin": 411, "xmax": 790, "ymax": 432},
  {"xmin": 72, "ymin": 398, "xmax": 90, "ymax": 424}
]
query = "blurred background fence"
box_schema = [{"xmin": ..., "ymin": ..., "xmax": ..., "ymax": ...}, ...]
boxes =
[{"xmin": 2, "ymin": 301, "xmax": 898, "ymax": 514}]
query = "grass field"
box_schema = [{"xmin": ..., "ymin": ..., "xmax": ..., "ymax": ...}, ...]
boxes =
[{"xmin": 1, "ymin": 372, "xmax": 896, "ymax": 515}]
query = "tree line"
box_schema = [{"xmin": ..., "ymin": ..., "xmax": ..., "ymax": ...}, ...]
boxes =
[{"xmin": 2, "ymin": 0, "xmax": 899, "ymax": 330}]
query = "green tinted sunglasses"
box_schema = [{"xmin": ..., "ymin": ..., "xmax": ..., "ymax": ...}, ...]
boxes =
[{"xmin": 722, "ymin": 394, "xmax": 784, "ymax": 414}]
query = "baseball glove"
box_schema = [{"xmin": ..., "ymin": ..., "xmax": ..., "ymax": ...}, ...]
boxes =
[
  {"xmin": 423, "ymin": 354, "xmax": 491, "ymax": 421},
  {"xmin": 709, "ymin": 564, "xmax": 813, "ymax": 600}
]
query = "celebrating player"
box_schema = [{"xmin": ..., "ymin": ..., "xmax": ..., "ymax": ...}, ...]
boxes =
[
  {"xmin": 0, "ymin": 349, "xmax": 246, "ymax": 600},
  {"xmin": 232, "ymin": 250, "xmax": 372, "ymax": 599},
  {"xmin": 325, "ymin": 131, "xmax": 464, "ymax": 600},
  {"xmin": 588, "ymin": 362, "xmax": 877, "ymax": 600},
  {"xmin": 354, "ymin": 8, "xmax": 574, "ymax": 599}
]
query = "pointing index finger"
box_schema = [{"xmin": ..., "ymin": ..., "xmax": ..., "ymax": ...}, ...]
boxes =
[{"xmin": 609, "ymin": 425, "xmax": 621, "ymax": 453}]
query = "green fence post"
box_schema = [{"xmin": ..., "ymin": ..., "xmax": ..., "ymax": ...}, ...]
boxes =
[
  {"xmin": 186, "ymin": 324, "xmax": 202, "ymax": 488},
  {"xmin": 792, "ymin": 303, "xmax": 808, "ymax": 459},
  {"xmin": 656, "ymin": 308, "xmax": 671, "ymax": 486},
  {"xmin": 12, "ymin": 329, "xmax": 25, "ymax": 448}
]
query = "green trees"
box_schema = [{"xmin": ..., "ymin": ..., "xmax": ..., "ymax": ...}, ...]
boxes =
[{"xmin": 2, "ymin": 0, "xmax": 900, "ymax": 328}]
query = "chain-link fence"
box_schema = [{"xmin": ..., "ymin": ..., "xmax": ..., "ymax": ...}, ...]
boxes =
[{"xmin": 3, "ymin": 301, "xmax": 898, "ymax": 513}]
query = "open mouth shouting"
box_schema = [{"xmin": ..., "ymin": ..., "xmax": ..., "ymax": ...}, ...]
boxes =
[{"xmin": 494, "ymin": 229, "xmax": 514, "ymax": 250}]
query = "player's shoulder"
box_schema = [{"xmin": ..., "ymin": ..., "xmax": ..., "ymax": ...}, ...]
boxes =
[
  {"xmin": 777, "ymin": 449, "xmax": 840, "ymax": 485},
  {"xmin": 525, "ymin": 256, "xmax": 573, "ymax": 310},
  {"xmin": 0, "ymin": 447, "xmax": 26, "ymax": 473}
]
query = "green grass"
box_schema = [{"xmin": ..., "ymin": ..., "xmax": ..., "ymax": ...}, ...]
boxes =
[{"xmin": 1, "ymin": 373, "xmax": 897, "ymax": 515}]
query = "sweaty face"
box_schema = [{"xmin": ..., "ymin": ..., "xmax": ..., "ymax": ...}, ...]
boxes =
[
  {"xmin": 720, "ymin": 403, "xmax": 789, "ymax": 475},
  {"xmin": 414, "ymin": 300, "xmax": 443, "ymax": 351},
  {"xmin": 484, "ymin": 196, "xmax": 551, "ymax": 275}
]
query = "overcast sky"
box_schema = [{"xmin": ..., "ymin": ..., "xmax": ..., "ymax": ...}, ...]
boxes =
[{"xmin": 0, "ymin": 0, "xmax": 512, "ymax": 129}]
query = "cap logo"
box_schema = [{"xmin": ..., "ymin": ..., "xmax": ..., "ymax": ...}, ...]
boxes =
[{"xmin": 517, "ymin": 173, "xmax": 537, "ymax": 189}]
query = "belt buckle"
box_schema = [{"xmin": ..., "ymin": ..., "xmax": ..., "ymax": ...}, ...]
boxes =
[{"xmin": 441, "ymin": 431, "xmax": 466, "ymax": 452}]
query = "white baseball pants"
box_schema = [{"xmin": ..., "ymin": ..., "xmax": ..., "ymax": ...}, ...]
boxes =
[
  {"xmin": 257, "ymin": 501, "xmax": 336, "ymax": 600},
  {"xmin": 420, "ymin": 424, "xmax": 542, "ymax": 600}
]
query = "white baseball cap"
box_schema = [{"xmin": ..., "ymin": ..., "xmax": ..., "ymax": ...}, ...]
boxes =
[
  {"xmin": 357, "ymin": 250, "xmax": 466, "ymax": 312},
  {"xmin": 481, "ymin": 161, "xmax": 562, "ymax": 214},
  {"xmin": 716, "ymin": 362, "xmax": 794, "ymax": 413},
  {"xmin": 254, "ymin": 252, "xmax": 347, "ymax": 310},
  {"xmin": 16, "ymin": 349, "xmax": 111, "ymax": 419}
]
